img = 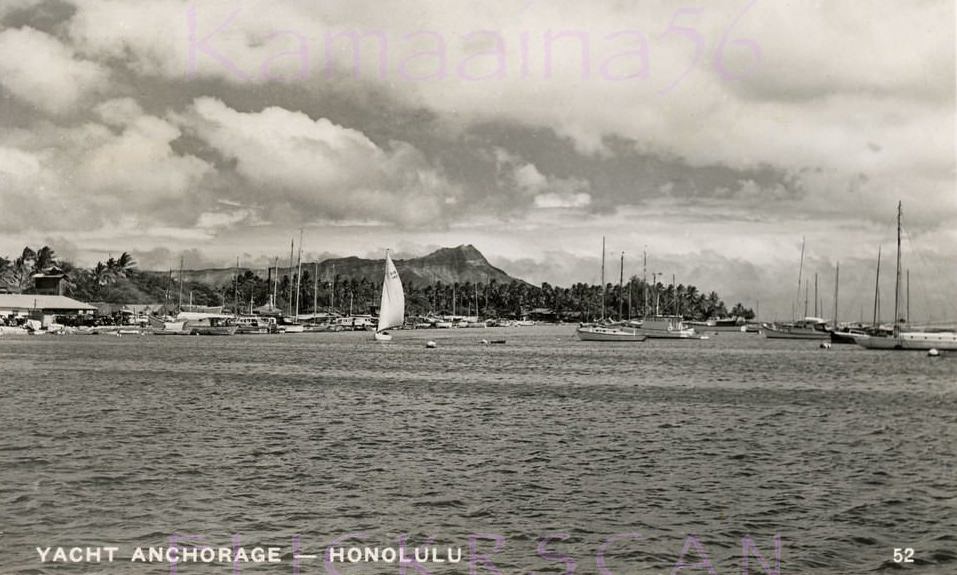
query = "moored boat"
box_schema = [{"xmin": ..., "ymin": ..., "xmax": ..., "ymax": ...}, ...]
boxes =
[
  {"xmin": 856, "ymin": 202, "xmax": 957, "ymax": 351},
  {"xmin": 762, "ymin": 318, "xmax": 830, "ymax": 340},
  {"xmin": 235, "ymin": 315, "xmax": 276, "ymax": 334},
  {"xmin": 576, "ymin": 325, "xmax": 647, "ymax": 342},
  {"xmin": 854, "ymin": 330, "xmax": 957, "ymax": 350},
  {"xmin": 686, "ymin": 317, "xmax": 746, "ymax": 333},
  {"xmin": 627, "ymin": 316, "xmax": 698, "ymax": 339},
  {"xmin": 177, "ymin": 313, "xmax": 238, "ymax": 336}
]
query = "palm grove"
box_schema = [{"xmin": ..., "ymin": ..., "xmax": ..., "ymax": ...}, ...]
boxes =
[{"xmin": 1, "ymin": 246, "xmax": 754, "ymax": 321}]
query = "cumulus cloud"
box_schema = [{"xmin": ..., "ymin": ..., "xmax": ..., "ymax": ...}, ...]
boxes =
[
  {"xmin": 0, "ymin": 26, "xmax": 108, "ymax": 114},
  {"xmin": 492, "ymin": 147, "xmax": 592, "ymax": 212},
  {"xmin": 178, "ymin": 97, "xmax": 460, "ymax": 226},
  {"xmin": 0, "ymin": 0, "xmax": 953, "ymax": 319},
  {"xmin": 0, "ymin": 100, "xmax": 213, "ymax": 232}
]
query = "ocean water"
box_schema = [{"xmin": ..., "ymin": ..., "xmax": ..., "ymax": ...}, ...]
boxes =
[{"xmin": 1, "ymin": 326, "xmax": 955, "ymax": 574}]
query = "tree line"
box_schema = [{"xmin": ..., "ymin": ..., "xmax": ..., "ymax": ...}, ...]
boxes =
[{"xmin": 1, "ymin": 245, "xmax": 754, "ymax": 321}]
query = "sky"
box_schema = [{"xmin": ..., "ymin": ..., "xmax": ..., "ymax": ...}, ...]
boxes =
[{"xmin": 0, "ymin": 0, "xmax": 954, "ymax": 321}]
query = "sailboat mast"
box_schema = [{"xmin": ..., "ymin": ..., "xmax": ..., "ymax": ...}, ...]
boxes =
[
  {"xmin": 795, "ymin": 237, "xmax": 805, "ymax": 322},
  {"xmin": 600, "ymin": 236, "xmax": 606, "ymax": 320},
  {"xmin": 873, "ymin": 246, "xmax": 882, "ymax": 327},
  {"xmin": 673, "ymin": 273, "xmax": 677, "ymax": 316},
  {"xmin": 178, "ymin": 256, "xmax": 184, "ymax": 310},
  {"xmin": 893, "ymin": 201, "xmax": 902, "ymax": 338},
  {"xmin": 294, "ymin": 229, "xmax": 304, "ymax": 319},
  {"xmin": 234, "ymin": 256, "xmax": 239, "ymax": 316},
  {"xmin": 618, "ymin": 251, "xmax": 624, "ymax": 321},
  {"xmin": 313, "ymin": 261, "xmax": 319, "ymax": 317},
  {"xmin": 814, "ymin": 273, "xmax": 819, "ymax": 317},
  {"xmin": 804, "ymin": 279, "xmax": 809, "ymax": 318},
  {"xmin": 906, "ymin": 269, "xmax": 910, "ymax": 326},
  {"xmin": 165, "ymin": 268, "xmax": 172, "ymax": 310},
  {"xmin": 287, "ymin": 239, "xmax": 294, "ymax": 317},
  {"xmin": 272, "ymin": 256, "xmax": 279, "ymax": 310},
  {"xmin": 642, "ymin": 246, "xmax": 647, "ymax": 318},
  {"xmin": 832, "ymin": 263, "xmax": 840, "ymax": 330}
]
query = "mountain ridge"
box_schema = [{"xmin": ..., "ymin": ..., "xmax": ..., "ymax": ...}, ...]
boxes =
[{"xmin": 149, "ymin": 245, "xmax": 525, "ymax": 288}]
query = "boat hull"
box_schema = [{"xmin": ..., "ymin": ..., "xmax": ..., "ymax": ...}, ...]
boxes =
[
  {"xmin": 576, "ymin": 327, "xmax": 647, "ymax": 342},
  {"xmin": 628, "ymin": 317, "xmax": 698, "ymax": 339},
  {"xmin": 634, "ymin": 329, "xmax": 698, "ymax": 339},
  {"xmin": 374, "ymin": 331, "xmax": 393, "ymax": 341},
  {"xmin": 762, "ymin": 326, "xmax": 829, "ymax": 340},
  {"xmin": 188, "ymin": 325, "xmax": 238, "ymax": 336},
  {"xmin": 854, "ymin": 332, "xmax": 957, "ymax": 351},
  {"xmin": 829, "ymin": 331, "xmax": 861, "ymax": 344}
]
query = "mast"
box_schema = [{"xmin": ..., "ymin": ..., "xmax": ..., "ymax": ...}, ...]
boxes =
[
  {"xmin": 872, "ymin": 246, "xmax": 882, "ymax": 327},
  {"xmin": 832, "ymin": 262, "xmax": 840, "ymax": 330},
  {"xmin": 287, "ymin": 238, "xmax": 295, "ymax": 316},
  {"xmin": 906, "ymin": 268, "xmax": 910, "ymax": 326},
  {"xmin": 651, "ymin": 272, "xmax": 661, "ymax": 317},
  {"xmin": 804, "ymin": 279, "xmax": 809, "ymax": 318},
  {"xmin": 294, "ymin": 229, "xmax": 304, "ymax": 320},
  {"xmin": 642, "ymin": 247, "xmax": 648, "ymax": 319},
  {"xmin": 893, "ymin": 201, "xmax": 902, "ymax": 338},
  {"xmin": 165, "ymin": 268, "xmax": 172, "ymax": 311},
  {"xmin": 814, "ymin": 273, "xmax": 818, "ymax": 317},
  {"xmin": 795, "ymin": 237, "xmax": 805, "ymax": 321},
  {"xmin": 313, "ymin": 261, "xmax": 319, "ymax": 317},
  {"xmin": 600, "ymin": 236, "xmax": 606, "ymax": 320},
  {"xmin": 177, "ymin": 256, "xmax": 184, "ymax": 310},
  {"xmin": 272, "ymin": 256, "xmax": 279, "ymax": 311},
  {"xmin": 618, "ymin": 251, "xmax": 624, "ymax": 321},
  {"xmin": 234, "ymin": 256, "xmax": 239, "ymax": 316},
  {"xmin": 673, "ymin": 273, "xmax": 677, "ymax": 316}
]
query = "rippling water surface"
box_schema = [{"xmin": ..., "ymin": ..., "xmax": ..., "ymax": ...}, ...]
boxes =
[{"xmin": 2, "ymin": 326, "xmax": 956, "ymax": 574}]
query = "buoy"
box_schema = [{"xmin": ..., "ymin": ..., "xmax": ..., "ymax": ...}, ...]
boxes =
[
  {"xmin": 820, "ymin": 342, "xmax": 832, "ymax": 349},
  {"xmin": 928, "ymin": 348, "xmax": 940, "ymax": 357},
  {"xmin": 426, "ymin": 341, "xmax": 437, "ymax": 349}
]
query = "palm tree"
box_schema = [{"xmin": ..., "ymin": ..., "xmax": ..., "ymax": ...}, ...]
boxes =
[
  {"xmin": 0, "ymin": 256, "xmax": 12, "ymax": 290},
  {"xmin": 33, "ymin": 246, "xmax": 57, "ymax": 273},
  {"xmin": 106, "ymin": 252, "xmax": 136, "ymax": 279}
]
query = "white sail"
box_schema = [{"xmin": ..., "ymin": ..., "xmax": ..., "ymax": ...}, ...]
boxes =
[{"xmin": 377, "ymin": 251, "xmax": 405, "ymax": 332}]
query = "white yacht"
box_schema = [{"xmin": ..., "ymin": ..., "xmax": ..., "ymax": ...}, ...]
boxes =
[
  {"xmin": 855, "ymin": 202, "xmax": 957, "ymax": 351},
  {"xmin": 576, "ymin": 324, "xmax": 647, "ymax": 342},
  {"xmin": 628, "ymin": 316, "xmax": 697, "ymax": 339}
]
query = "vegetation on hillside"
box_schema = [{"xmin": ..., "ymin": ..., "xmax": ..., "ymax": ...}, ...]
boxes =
[{"xmin": 0, "ymin": 245, "xmax": 754, "ymax": 321}]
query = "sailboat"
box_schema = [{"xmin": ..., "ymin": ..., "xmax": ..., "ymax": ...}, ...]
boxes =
[
  {"xmin": 762, "ymin": 237, "xmax": 830, "ymax": 340},
  {"xmin": 576, "ymin": 238, "xmax": 647, "ymax": 342},
  {"xmin": 374, "ymin": 251, "xmax": 405, "ymax": 342},
  {"xmin": 855, "ymin": 202, "xmax": 957, "ymax": 351}
]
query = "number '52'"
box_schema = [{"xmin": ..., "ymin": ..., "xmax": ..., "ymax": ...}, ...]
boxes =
[
  {"xmin": 657, "ymin": 0, "xmax": 762, "ymax": 94},
  {"xmin": 893, "ymin": 548, "xmax": 915, "ymax": 563}
]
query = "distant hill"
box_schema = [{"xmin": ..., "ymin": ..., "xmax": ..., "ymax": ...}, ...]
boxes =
[{"xmin": 150, "ymin": 245, "xmax": 523, "ymax": 288}]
